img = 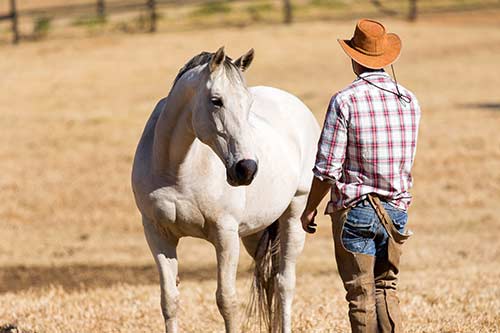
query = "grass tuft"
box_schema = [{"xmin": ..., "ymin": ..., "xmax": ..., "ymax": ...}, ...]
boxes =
[
  {"xmin": 309, "ymin": 0, "xmax": 348, "ymax": 8},
  {"xmin": 71, "ymin": 15, "xmax": 107, "ymax": 28},
  {"xmin": 245, "ymin": 2, "xmax": 274, "ymax": 22},
  {"xmin": 191, "ymin": 1, "xmax": 232, "ymax": 16},
  {"xmin": 32, "ymin": 16, "xmax": 52, "ymax": 39}
]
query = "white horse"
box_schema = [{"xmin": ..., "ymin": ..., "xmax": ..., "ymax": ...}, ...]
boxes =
[{"xmin": 131, "ymin": 47, "xmax": 319, "ymax": 332}]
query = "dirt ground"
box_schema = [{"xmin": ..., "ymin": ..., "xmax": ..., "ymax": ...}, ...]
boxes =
[{"xmin": 1, "ymin": 9, "xmax": 499, "ymax": 333}]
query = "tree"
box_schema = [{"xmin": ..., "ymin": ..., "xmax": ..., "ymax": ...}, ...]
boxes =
[
  {"xmin": 409, "ymin": 0, "xmax": 417, "ymax": 21},
  {"xmin": 283, "ymin": 0, "xmax": 292, "ymax": 24}
]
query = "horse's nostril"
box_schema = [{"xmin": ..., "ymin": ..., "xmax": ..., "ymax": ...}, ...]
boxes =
[{"xmin": 235, "ymin": 159, "xmax": 258, "ymax": 183}]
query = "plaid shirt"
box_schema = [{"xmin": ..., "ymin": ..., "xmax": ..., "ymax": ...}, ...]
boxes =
[{"xmin": 314, "ymin": 71, "xmax": 421, "ymax": 212}]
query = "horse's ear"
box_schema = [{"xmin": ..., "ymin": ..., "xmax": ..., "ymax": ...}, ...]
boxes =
[
  {"xmin": 209, "ymin": 46, "xmax": 225, "ymax": 73},
  {"xmin": 234, "ymin": 48, "xmax": 255, "ymax": 72}
]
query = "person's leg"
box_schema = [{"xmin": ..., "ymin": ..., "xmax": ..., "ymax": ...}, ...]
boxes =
[
  {"xmin": 331, "ymin": 203, "xmax": 378, "ymax": 333},
  {"xmin": 373, "ymin": 203, "xmax": 408, "ymax": 333}
]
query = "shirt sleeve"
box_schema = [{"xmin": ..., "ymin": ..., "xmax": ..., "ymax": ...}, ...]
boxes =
[{"xmin": 313, "ymin": 94, "xmax": 349, "ymax": 183}]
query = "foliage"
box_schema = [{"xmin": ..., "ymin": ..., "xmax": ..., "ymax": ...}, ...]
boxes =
[
  {"xmin": 245, "ymin": 2, "xmax": 274, "ymax": 22},
  {"xmin": 72, "ymin": 15, "xmax": 107, "ymax": 28},
  {"xmin": 33, "ymin": 16, "xmax": 52, "ymax": 39},
  {"xmin": 309, "ymin": 0, "xmax": 349, "ymax": 8},
  {"xmin": 114, "ymin": 12, "xmax": 162, "ymax": 33},
  {"xmin": 191, "ymin": 1, "xmax": 232, "ymax": 16}
]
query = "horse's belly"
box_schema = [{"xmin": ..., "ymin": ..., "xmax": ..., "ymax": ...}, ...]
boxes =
[
  {"xmin": 238, "ymin": 199, "xmax": 291, "ymax": 237},
  {"xmin": 238, "ymin": 164, "xmax": 300, "ymax": 236}
]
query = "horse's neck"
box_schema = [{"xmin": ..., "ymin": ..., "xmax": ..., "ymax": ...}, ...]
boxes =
[{"xmin": 152, "ymin": 84, "xmax": 197, "ymax": 178}]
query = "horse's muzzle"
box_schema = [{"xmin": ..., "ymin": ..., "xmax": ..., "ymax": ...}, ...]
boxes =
[{"xmin": 228, "ymin": 159, "xmax": 258, "ymax": 186}]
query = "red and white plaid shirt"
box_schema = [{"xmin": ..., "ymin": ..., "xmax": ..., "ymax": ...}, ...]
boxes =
[{"xmin": 314, "ymin": 71, "xmax": 421, "ymax": 212}]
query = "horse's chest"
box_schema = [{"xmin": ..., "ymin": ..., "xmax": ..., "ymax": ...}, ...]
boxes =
[{"xmin": 149, "ymin": 189, "xmax": 207, "ymax": 238}]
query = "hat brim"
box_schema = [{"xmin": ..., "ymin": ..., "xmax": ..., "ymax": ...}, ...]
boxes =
[{"xmin": 337, "ymin": 33, "xmax": 402, "ymax": 69}]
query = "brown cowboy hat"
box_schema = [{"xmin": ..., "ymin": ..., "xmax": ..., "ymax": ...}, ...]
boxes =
[{"xmin": 338, "ymin": 19, "xmax": 402, "ymax": 69}]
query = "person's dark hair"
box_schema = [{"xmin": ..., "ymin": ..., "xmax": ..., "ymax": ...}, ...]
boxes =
[{"xmin": 352, "ymin": 60, "xmax": 383, "ymax": 73}]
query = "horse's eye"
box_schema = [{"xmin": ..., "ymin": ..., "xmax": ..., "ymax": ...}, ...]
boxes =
[{"xmin": 211, "ymin": 96, "xmax": 223, "ymax": 108}]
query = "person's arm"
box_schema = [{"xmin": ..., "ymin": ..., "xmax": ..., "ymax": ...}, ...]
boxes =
[
  {"xmin": 300, "ymin": 177, "xmax": 331, "ymax": 233},
  {"xmin": 301, "ymin": 95, "xmax": 349, "ymax": 234}
]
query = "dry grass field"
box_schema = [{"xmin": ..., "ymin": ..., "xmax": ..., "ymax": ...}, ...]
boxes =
[{"xmin": 1, "ymin": 8, "xmax": 500, "ymax": 333}]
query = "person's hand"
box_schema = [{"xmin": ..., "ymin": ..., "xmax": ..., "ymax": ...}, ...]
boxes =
[{"xmin": 301, "ymin": 209, "xmax": 318, "ymax": 234}]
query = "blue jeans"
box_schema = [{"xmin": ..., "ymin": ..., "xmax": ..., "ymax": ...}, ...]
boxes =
[{"xmin": 342, "ymin": 199, "xmax": 407, "ymax": 258}]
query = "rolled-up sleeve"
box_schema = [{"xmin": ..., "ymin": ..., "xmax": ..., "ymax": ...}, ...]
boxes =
[{"xmin": 313, "ymin": 94, "xmax": 349, "ymax": 183}]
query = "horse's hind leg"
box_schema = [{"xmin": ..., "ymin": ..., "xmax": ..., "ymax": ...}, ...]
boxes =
[
  {"xmin": 277, "ymin": 196, "xmax": 307, "ymax": 333},
  {"xmin": 143, "ymin": 217, "xmax": 179, "ymax": 333}
]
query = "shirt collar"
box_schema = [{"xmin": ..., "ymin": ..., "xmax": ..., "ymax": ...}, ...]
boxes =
[{"xmin": 357, "ymin": 71, "xmax": 390, "ymax": 80}]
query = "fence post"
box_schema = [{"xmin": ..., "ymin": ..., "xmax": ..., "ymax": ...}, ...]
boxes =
[
  {"xmin": 97, "ymin": 0, "xmax": 105, "ymax": 20},
  {"xmin": 148, "ymin": 0, "xmax": 157, "ymax": 32},
  {"xmin": 283, "ymin": 0, "xmax": 292, "ymax": 24},
  {"xmin": 408, "ymin": 0, "xmax": 417, "ymax": 21},
  {"xmin": 10, "ymin": 0, "xmax": 19, "ymax": 44}
]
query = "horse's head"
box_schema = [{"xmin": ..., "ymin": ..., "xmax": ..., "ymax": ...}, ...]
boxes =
[{"xmin": 191, "ymin": 47, "xmax": 258, "ymax": 187}]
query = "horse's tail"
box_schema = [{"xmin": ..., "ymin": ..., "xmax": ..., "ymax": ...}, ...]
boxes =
[{"xmin": 244, "ymin": 220, "xmax": 281, "ymax": 333}]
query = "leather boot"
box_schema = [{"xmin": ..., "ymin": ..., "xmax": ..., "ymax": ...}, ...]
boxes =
[
  {"xmin": 331, "ymin": 209, "xmax": 378, "ymax": 333},
  {"xmin": 374, "ymin": 239, "xmax": 403, "ymax": 333}
]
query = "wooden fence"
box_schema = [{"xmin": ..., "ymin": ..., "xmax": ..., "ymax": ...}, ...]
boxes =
[
  {"xmin": 1, "ymin": 0, "xmax": 261, "ymax": 44},
  {"xmin": 2, "ymin": 0, "xmax": 160, "ymax": 43},
  {"xmin": 1, "ymin": 0, "xmax": 499, "ymax": 44},
  {"xmin": 2, "ymin": 0, "xmax": 19, "ymax": 43}
]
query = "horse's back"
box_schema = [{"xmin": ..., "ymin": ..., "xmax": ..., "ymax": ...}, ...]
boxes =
[
  {"xmin": 249, "ymin": 85, "xmax": 320, "ymax": 170},
  {"xmin": 250, "ymin": 86, "xmax": 319, "ymax": 140}
]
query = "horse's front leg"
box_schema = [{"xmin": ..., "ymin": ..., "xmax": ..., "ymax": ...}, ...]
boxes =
[
  {"xmin": 143, "ymin": 217, "xmax": 179, "ymax": 333},
  {"xmin": 212, "ymin": 218, "xmax": 240, "ymax": 333},
  {"xmin": 277, "ymin": 198, "xmax": 306, "ymax": 333}
]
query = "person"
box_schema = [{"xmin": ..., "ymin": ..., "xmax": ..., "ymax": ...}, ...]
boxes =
[{"xmin": 300, "ymin": 19, "xmax": 421, "ymax": 333}]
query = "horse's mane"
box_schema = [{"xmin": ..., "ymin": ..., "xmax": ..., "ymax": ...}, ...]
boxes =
[{"xmin": 173, "ymin": 51, "xmax": 240, "ymax": 86}]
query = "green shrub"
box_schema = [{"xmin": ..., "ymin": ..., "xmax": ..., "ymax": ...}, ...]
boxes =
[
  {"xmin": 310, "ymin": 0, "xmax": 348, "ymax": 8},
  {"xmin": 72, "ymin": 15, "xmax": 107, "ymax": 28},
  {"xmin": 33, "ymin": 16, "xmax": 52, "ymax": 39},
  {"xmin": 114, "ymin": 12, "xmax": 162, "ymax": 33},
  {"xmin": 192, "ymin": 1, "xmax": 232, "ymax": 16},
  {"xmin": 245, "ymin": 2, "xmax": 274, "ymax": 21}
]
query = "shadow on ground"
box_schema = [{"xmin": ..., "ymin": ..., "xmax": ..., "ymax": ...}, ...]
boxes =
[
  {"xmin": 0, "ymin": 262, "xmax": 339, "ymax": 294},
  {"xmin": 459, "ymin": 103, "xmax": 500, "ymax": 111},
  {"xmin": 0, "ymin": 263, "xmax": 233, "ymax": 293}
]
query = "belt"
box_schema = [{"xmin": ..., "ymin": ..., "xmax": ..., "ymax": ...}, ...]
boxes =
[{"xmin": 366, "ymin": 194, "xmax": 412, "ymax": 243}]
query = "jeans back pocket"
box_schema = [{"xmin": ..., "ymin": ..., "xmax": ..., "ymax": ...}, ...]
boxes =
[
  {"xmin": 384, "ymin": 204, "xmax": 408, "ymax": 233},
  {"xmin": 342, "ymin": 206, "xmax": 378, "ymax": 254}
]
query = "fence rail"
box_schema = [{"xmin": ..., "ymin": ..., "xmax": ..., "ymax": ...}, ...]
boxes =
[
  {"xmin": 1, "ymin": 0, "xmax": 499, "ymax": 44},
  {"xmin": 1, "ymin": 0, "xmax": 250, "ymax": 43}
]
